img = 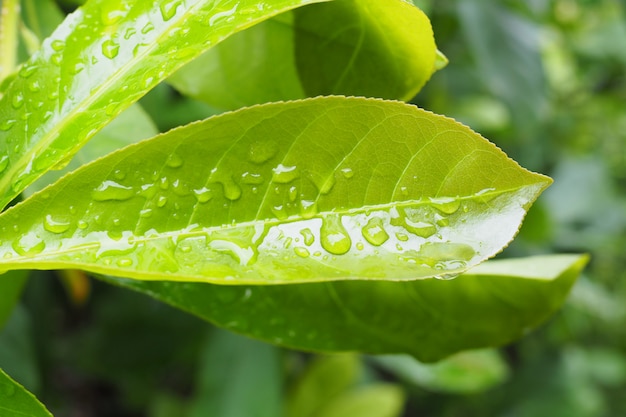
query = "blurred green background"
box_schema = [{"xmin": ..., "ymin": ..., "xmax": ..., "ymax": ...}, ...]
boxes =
[{"xmin": 1, "ymin": 0, "xmax": 625, "ymax": 415}]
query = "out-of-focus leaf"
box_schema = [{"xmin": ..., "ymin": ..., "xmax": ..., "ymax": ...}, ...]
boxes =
[
  {"xmin": 169, "ymin": 13, "xmax": 305, "ymax": 110},
  {"xmin": 0, "ymin": 0, "xmax": 20, "ymax": 83},
  {"xmin": 371, "ymin": 349, "xmax": 509, "ymax": 393},
  {"xmin": 0, "ymin": 305, "xmax": 40, "ymax": 393},
  {"xmin": 286, "ymin": 354, "xmax": 360, "ymax": 417},
  {"xmin": 170, "ymin": 0, "xmax": 438, "ymax": 109},
  {"xmin": 20, "ymin": 0, "xmax": 65, "ymax": 41},
  {"xmin": 189, "ymin": 329, "xmax": 282, "ymax": 417},
  {"xmin": 294, "ymin": 0, "xmax": 437, "ymax": 100},
  {"xmin": 0, "ymin": 97, "xmax": 549, "ymax": 283},
  {"xmin": 313, "ymin": 384, "xmax": 405, "ymax": 417},
  {"xmin": 0, "ymin": 0, "xmax": 331, "ymax": 209},
  {"xmin": 0, "ymin": 367, "xmax": 51, "ymax": 417},
  {"xmin": 103, "ymin": 254, "xmax": 588, "ymax": 361},
  {"xmin": 0, "ymin": 271, "xmax": 28, "ymax": 329}
]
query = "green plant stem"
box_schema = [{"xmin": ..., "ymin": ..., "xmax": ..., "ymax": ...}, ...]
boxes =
[{"xmin": 0, "ymin": 0, "xmax": 20, "ymax": 83}]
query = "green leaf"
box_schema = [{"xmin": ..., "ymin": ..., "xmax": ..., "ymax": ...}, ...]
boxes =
[
  {"xmin": 371, "ymin": 349, "xmax": 509, "ymax": 394},
  {"xmin": 0, "ymin": 305, "xmax": 40, "ymax": 393},
  {"xmin": 0, "ymin": 97, "xmax": 549, "ymax": 283},
  {"xmin": 294, "ymin": 0, "xmax": 437, "ymax": 100},
  {"xmin": 168, "ymin": 0, "xmax": 438, "ymax": 110},
  {"xmin": 189, "ymin": 329, "xmax": 283, "ymax": 417},
  {"xmin": 286, "ymin": 354, "xmax": 361, "ymax": 417},
  {"xmin": 312, "ymin": 384, "xmax": 405, "ymax": 417},
  {"xmin": 0, "ymin": 0, "xmax": 330, "ymax": 210},
  {"xmin": 0, "ymin": 367, "xmax": 52, "ymax": 417},
  {"xmin": 103, "ymin": 254, "xmax": 588, "ymax": 362},
  {"xmin": 168, "ymin": 12, "xmax": 306, "ymax": 110}
]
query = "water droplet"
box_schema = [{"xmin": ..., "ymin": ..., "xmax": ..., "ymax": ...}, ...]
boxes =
[
  {"xmin": 70, "ymin": 62, "xmax": 85, "ymax": 74},
  {"xmin": 271, "ymin": 204, "xmax": 288, "ymax": 220},
  {"xmin": 11, "ymin": 93, "xmax": 24, "ymax": 109},
  {"xmin": 240, "ymin": 172, "xmax": 263, "ymax": 185},
  {"xmin": 340, "ymin": 167, "xmax": 354, "ymax": 178},
  {"xmin": 299, "ymin": 200, "xmax": 317, "ymax": 219},
  {"xmin": 123, "ymin": 27, "xmax": 136, "ymax": 40},
  {"xmin": 113, "ymin": 169, "xmax": 126, "ymax": 180},
  {"xmin": 77, "ymin": 220, "xmax": 88, "ymax": 229},
  {"xmin": 320, "ymin": 215, "xmax": 351, "ymax": 255},
  {"xmin": 356, "ymin": 242, "xmax": 364, "ymax": 250},
  {"xmin": 159, "ymin": 177, "xmax": 169, "ymax": 190},
  {"xmin": 361, "ymin": 217, "xmax": 389, "ymax": 246},
  {"xmin": 18, "ymin": 64, "xmax": 37, "ymax": 78},
  {"xmin": 0, "ymin": 120, "xmax": 16, "ymax": 131},
  {"xmin": 207, "ymin": 4, "xmax": 239, "ymax": 26},
  {"xmin": 194, "ymin": 187, "xmax": 212, "ymax": 203},
  {"xmin": 141, "ymin": 22, "xmax": 155, "ymax": 34},
  {"xmin": 160, "ymin": 0, "xmax": 182, "ymax": 21},
  {"xmin": 165, "ymin": 153, "xmax": 183, "ymax": 168},
  {"xmin": 430, "ymin": 197, "xmax": 461, "ymax": 214},
  {"xmin": 400, "ymin": 186, "xmax": 409, "ymax": 196},
  {"xmin": 139, "ymin": 208, "xmax": 153, "ymax": 218},
  {"xmin": 405, "ymin": 219, "xmax": 437, "ymax": 238},
  {"xmin": 0, "ymin": 155, "xmax": 9, "ymax": 173},
  {"xmin": 117, "ymin": 258, "xmax": 133, "ymax": 267},
  {"xmin": 272, "ymin": 164, "xmax": 299, "ymax": 184},
  {"xmin": 396, "ymin": 232, "xmax": 409, "ymax": 242},
  {"xmin": 43, "ymin": 214, "xmax": 71, "ymax": 234},
  {"xmin": 157, "ymin": 195, "xmax": 168, "ymax": 207},
  {"xmin": 12, "ymin": 232, "xmax": 46, "ymax": 256},
  {"xmin": 102, "ymin": 39, "xmax": 120, "ymax": 59},
  {"xmin": 92, "ymin": 180, "xmax": 134, "ymax": 201},
  {"xmin": 51, "ymin": 39, "xmax": 65, "ymax": 51},
  {"xmin": 102, "ymin": 9, "xmax": 125, "ymax": 25},
  {"xmin": 300, "ymin": 228, "xmax": 315, "ymax": 246},
  {"xmin": 288, "ymin": 186, "xmax": 298, "ymax": 202},
  {"xmin": 248, "ymin": 140, "xmax": 277, "ymax": 164}
]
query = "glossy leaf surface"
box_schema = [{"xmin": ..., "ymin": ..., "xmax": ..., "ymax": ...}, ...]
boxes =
[
  {"xmin": 0, "ymin": 97, "xmax": 549, "ymax": 283},
  {"xmin": 294, "ymin": 0, "xmax": 436, "ymax": 100},
  {"xmin": 0, "ymin": 368, "xmax": 52, "ymax": 417},
  {"xmin": 105, "ymin": 254, "xmax": 588, "ymax": 361},
  {"xmin": 169, "ymin": 0, "xmax": 437, "ymax": 109},
  {"xmin": 0, "ymin": 0, "xmax": 329, "ymax": 210}
]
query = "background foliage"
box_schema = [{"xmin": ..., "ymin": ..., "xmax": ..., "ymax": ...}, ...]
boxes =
[{"xmin": 0, "ymin": 0, "xmax": 624, "ymax": 416}]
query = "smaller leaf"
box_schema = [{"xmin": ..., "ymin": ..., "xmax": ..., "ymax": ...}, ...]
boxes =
[
  {"xmin": 371, "ymin": 349, "xmax": 509, "ymax": 394},
  {"xmin": 313, "ymin": 384, "xmax": 405, "ymax": 417},
  {"xmin": 0, "ymin": 368, "xmax": 52, "ymax": 417}
]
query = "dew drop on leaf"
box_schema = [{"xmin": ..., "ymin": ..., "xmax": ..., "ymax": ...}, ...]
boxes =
[
  {"xmin": 299, "ymin": 200, "xmax": 317, "ymax": 219},
  {"xmin": 340, "ymin": 167, "xmax": 354, "ymax": 178},
  {"xmin": 165, "ymin": 153, "xmax": 183, "ymax": 168},
  {"xmin": 92, "ymin": 180, "xmax": 134, "ymax": 201},
  {"xmin": 141, "ymin": 22, "xmax": 155, "ymax": 34},
  {"xmin": 430, "ymin": 196, "xmax": 461, "ymax": 214},
  {"xmin": 294, "ymin": 247, "xmax": 310, "ymax": 258},
  {"xmin": 157, "ymin": 196, "xmax": 168, "ymax": 207},
  {"xmin": 320, "ymin": 215, "xmax": 351, "ymax": 255},
  {"xmin": 43, "ymin": 214, "xmax": 71, "ymax": 234},
  {"xmin": 248, "ymin": 140, "xmax": 277, "ymax": 164},
  {"xmin": 160, "ymin": 0, "xmax": 182, "ymax": 21},
  {"xmin": 11, "ymin": 93, "xmax": 24, "ymax": 109},
  {"xmin": 51, "ymin": 39, "xmax": 65, "ymax": 51},
  {"xmin": 193, "ymin": 187, "xmax": 212, "ymax": 203},
  {"xmin": 272, "ymin": 164, "xmax": 299, "ymax": 184},
  {"xmin": 361, "ymin": 217, "xmax": 389, "ymax": 246},
  {"xmin": 101, "ymin": 39, "xmax": 120, "ymax": 59},
  {"xmin": 299, "ymin": 228, "xmax": 315, "ymax": 246},
  {"xmin": 12, "ymin": 232, "xmax": 46, "ymax": 256}
]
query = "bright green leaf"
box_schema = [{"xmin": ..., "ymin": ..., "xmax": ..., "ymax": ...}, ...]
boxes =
[
  {"xmin": 0, "ymin": 368, "xmax": 52, "ymax": 417},
  {"xmin": 294, "ymin": 0, "xmax": 437, "ymax": 100},
  {"xmin": 371, "ymin": 349, "xmax": 509, "ymax": 394},
  {"xmin": 0, "ymin": 97, "xmax": 549, "ymax": 283},
  {"xmin": 103, "ymin": 253, "xmax": 588, "ymax": 362},
  {"xmin": 0, "ymin": 0, "xmax": 330, "ymax": 210}
]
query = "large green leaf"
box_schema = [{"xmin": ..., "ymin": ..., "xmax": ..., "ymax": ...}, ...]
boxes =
[
  {"xmin": 105, "ymin": 254, "xmax": 588, "ymax": 361},
  {"xmin": 0, "ymin": 97, "xmax": 548, "ymax": 282},
  {"xmin": 0, "ymin": 0, "xmax": 330, "ymax": 210},
  {"xmin": 294, "ymin": 0, "xmax": 436, "ymax": 100},
  {"xmin": 0, "ymin": 368, "xmax": 52, "ymax": 417},
  {"xmin": 168, "ymin": 0, "xmax": 437, "ymax": 110}
]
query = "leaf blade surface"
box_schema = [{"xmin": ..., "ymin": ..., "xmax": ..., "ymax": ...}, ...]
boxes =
[
  {"xmin": 0, "ymin": 97, "xmax": 549, "ymax": 283},
  {"xmin": 0, "ymin": 0, "xmax": 330, "ymax": 209}
]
